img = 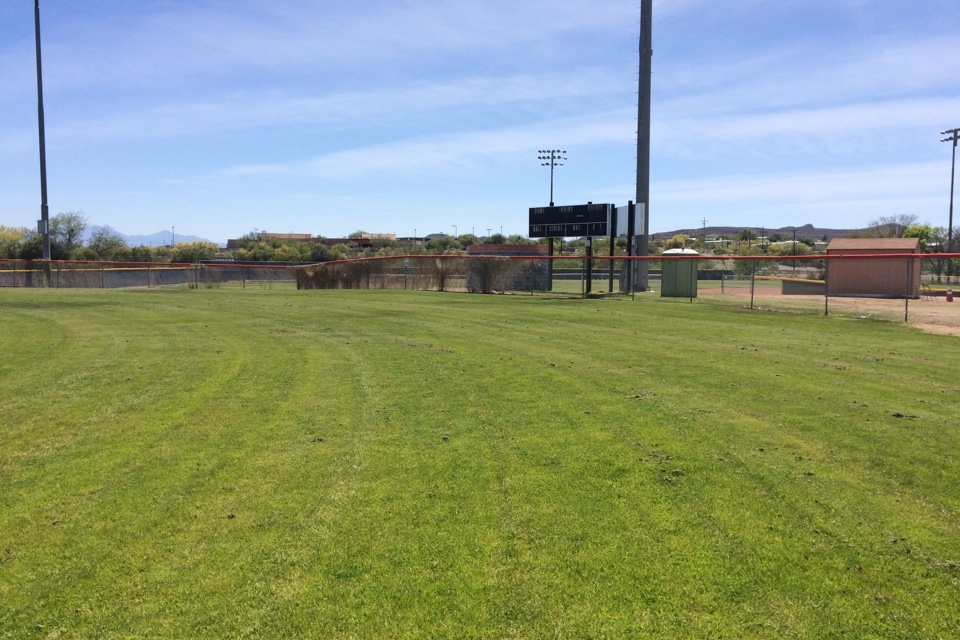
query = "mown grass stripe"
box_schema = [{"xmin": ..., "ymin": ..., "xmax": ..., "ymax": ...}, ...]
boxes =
[{"xmin": 1, "ymin": 288, "xmax": 959, "ymax": 638}]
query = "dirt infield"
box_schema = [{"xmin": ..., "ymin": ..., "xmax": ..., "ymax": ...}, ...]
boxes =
[
  {"xmin": 840, "ymin": 297, "xmax": 960, "ymax": 337},
  {"xmin": 703, "ymin": 286, "xmax": 960, "ymax": 336}
]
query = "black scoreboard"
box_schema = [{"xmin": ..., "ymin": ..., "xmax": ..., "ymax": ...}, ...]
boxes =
[{"xmin": 528, "ymin": 203, "xmax": 613, "ymax": 238}]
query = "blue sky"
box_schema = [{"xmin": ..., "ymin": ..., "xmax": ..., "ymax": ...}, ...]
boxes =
[{"xmin": 1, "ymin": 0, "xmax": 959, "ymax": 244}]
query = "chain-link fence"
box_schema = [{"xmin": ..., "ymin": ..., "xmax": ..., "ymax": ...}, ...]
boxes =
[
  {"xmin": 4, "ymin": 254, "xmax": 958, "ymax": 328},
  {"xmin": 295, "ymin": 252, "xmax": 960, "ymax": 325},
  {"xmin": 0, "ymin": 260, "xmax": 297, "ymax": 289}
]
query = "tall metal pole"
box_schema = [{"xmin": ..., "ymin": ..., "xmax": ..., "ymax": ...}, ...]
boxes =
[
  {"xmin": 538, "ymin": 150, "xmax": 567, "ymax": 206},
  {"xmin": 942, "ymin": 128, "xmax": 959, "ymax": 277},
  {"xmin": 634, "ymin": 0, "xmax": 653, "ymax": 291},
  {"xmin": 34, "ymin": 0, "xmax": 51, "ymax": 260},
  {"xmin": 538, "ymin": 150, "xmax": 565, "ymax": 290}
]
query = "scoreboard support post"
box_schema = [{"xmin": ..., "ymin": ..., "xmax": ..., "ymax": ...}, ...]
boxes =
[
  {"xmin": 625, "ymin": 201, "xmax": 635, "ymax": 293},
  {"xmin": 608, "ymin": 206, "xmax": 617, "ymax": 293},
  {"xmin": 585, "ymin": 237, "xmax": 593, "ymax": 295},
  {"xmin": 547, "ymin": 238, "xmax": 554, "ymax": 291}
]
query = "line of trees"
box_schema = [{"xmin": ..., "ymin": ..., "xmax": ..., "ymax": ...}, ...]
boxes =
[
  {"xmin": 6, "ymin": 213, "xmax": 953, "ymax": 265},
  {"xmin": 0, "ymin": 212, "xmax": 218, "ymax": 262},
  {"xmin": 227, "ymin": 230, "xmax": 542, "ymax": 262}
]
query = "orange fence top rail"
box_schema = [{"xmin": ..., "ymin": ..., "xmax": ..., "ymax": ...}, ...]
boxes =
[{"xmin": 313, "ymin": 252, "xmax": 960, "ymax": 266}]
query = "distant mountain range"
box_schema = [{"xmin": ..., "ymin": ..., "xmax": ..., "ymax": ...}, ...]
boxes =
[
  {"xmin": 652, "ymin": 223, "xmax": 855, "ymax": 241},
  {"xmin": 84, "ymin": 227, "xmax": 220, "ymax": 247}
]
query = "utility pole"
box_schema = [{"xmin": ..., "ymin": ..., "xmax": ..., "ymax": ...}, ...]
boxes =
[
  {"xmin": 634, "ymin": 0, "xmax": 653, "ymax": 291},
  {"xmin": 34, "ymin": 0, "xmax": 51, "ymax": 259},
  {"xmin": 942, "ymin": 128, "xmax": 959, "ymax": 277}
]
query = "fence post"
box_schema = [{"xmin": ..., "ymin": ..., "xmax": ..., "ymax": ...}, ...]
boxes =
[
  {"xmin": 147, "ymin": 266, "xmax": 151, "ymax": 288},
  {"xmin": 608, "ymin": 240, "xmax": 615, "ymax": 293},
  {"xmin": 585, "ymin": 237, "xmax": 593, "ymax": 295},
  {"xmin": 824, "ymin": 259, "xmax": 830, "ymax": 316},
  {"xmin": 690, "ymin": 256, "xmax": 695, "ymax": 303},
  {"xmin": 749, "ymin": 259, "xmax": 756, "ymax": 309},
  {"xmin": 904, "ymin": 257, "xmax": 911, "ymax": 322},
  {"xmin": 581, "ymin": 255, "xmax": 586, "ymax": 298}
]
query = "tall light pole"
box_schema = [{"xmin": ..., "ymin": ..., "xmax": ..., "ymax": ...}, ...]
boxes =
[
  {"xmin": 634, "ymin": 0, "xmax": 653, "ymax": 291},
  {"xmin": 942, "ymin": 128, "xmax": 959, "ymax": 270},
  {"xmin": 452, "ymin": 225, "xmax": 457, "ymax": 239},
  {"xmin": 34, "ymin": 0, "xmax": 51, "ymax": 259},
  {"xmin": 538, "ymin": 150, "xmax": 567, "ymax": 206}
]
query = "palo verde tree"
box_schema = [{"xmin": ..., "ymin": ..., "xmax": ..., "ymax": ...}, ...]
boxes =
[
  {"xmin": 171, "ymin": 241, "xmax": 219, "ymax": 263},
  {"xmin": 903, "ymin": 225, "xmax": 936, "ymax": 252},
  {"xmin": 0, "ymin": 225, "xmax": 27, "ymax": 259}
]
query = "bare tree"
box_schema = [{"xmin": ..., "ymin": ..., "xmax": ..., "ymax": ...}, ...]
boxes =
[{"xmin": 868, "ymin": 214, "xmax": 918, "ymax": 238}]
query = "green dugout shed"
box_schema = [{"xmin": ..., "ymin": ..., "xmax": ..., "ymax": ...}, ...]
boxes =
[{"xmin": 661, "ymin": 248, "xmax": 699, "ymax": 298}]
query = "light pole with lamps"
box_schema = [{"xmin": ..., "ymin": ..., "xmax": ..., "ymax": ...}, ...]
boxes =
[
  {"xmin": 538, "ymin": 149, "xmax": 566, "ymax": 291},
  {"xmin": 538, "ymin": 150, "xmax": 567, "ymax": 206}
]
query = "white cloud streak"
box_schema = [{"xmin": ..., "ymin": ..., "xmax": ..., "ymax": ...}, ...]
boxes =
[
  {"xmin": 651, "ymin": 161, "xmax": 949, "ymax": 230},
  {"xmin": 218, "ymin": 110, "xmax": 634, "ymax": 179}
]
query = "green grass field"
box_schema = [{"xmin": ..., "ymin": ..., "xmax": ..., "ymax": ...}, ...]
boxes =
[{"xmin": 2, "ymin": 288, "xmax": 959, "ymax": 638}]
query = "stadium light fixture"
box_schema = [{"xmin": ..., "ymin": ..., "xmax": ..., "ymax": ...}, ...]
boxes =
[{"xmin": 538, "ymin": 149, "xmax": 567, "ymax": 206}]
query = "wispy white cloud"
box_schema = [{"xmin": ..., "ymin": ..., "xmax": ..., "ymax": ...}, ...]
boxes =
[
  {"xmin": 28, "ymin": 0, "xmax": 634, "ymax": 94},
  {"xmin": 647, "ymin": 30, "xmax": 960, "ymax": 163},
  {"xmin": 658, "ymin": 33, "xmax": 960, "ymax": 112},
  {"xmin": 654, "ymin": 96, "xmax": 960, "ymax": 152},
  {"xmin": 652, "ymin": 160, "xmax": 948, "ymax": 230},
  {"xmin": 218, "ymin": 109, "xmax": 634, "ymax": 179},
  {"xmin": 658, "ymin": 162, "xmax": 944, "ymax": 203},
  {"xmin": 17, "ymin": 67, "xmax": 622, "ymax": 152}
]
